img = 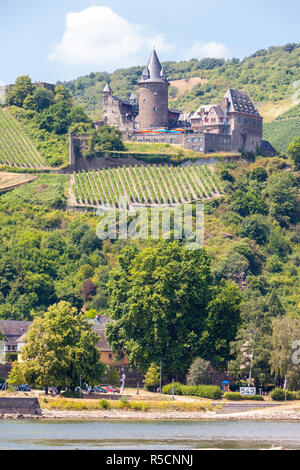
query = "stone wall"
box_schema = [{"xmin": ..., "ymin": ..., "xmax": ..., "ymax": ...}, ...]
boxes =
[{"xmin": 0, "ymin": 397, "xmax": 41, "ymax": 415}]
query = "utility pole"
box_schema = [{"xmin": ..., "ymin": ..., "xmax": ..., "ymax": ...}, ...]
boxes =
[{"xmin": 160, "ymin": 359, "xmax": 162, "ymax": 394}]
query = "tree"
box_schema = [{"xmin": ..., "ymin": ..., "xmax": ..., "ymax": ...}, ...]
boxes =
[
  {"xmin": 230, "ymin": 297, "xmax": 274, "ymax": 388},
  {"xmin": 231, "ymin": 189, "xmax": 267, "ymax": 217},
  {"xmin": 200, "ymin": 282, "xmax": 243, "ymax": 367},
  {"xmin": 269, "ymin": 316, "xmax": 300, "ymax": 390},
  {"xmin": 250, "ymin": 167, "xmax": 268, "ymax": 182},
  {"xmin": 7, "ymin": 362, "xmax": 25, "ymax": 386},
  {"xmin": 105, "ymin": 241, "xmax": 241, "ymax": 377},
  {"xmin": 32, "ymin": 87, "xmax": 54, "ymax": 112},
  {"xmin": 81, "ymin": 279, "xmax": 96, "ymax": 302},
  {"xmin": 18, "ymin": 301, "xmax": 105, "ymax": 390},
  {"xmin": 266, "ymin": 172, "xmax": 298, "ymax": 226},
  {"xmin": 186, "ymin": 358, "xmax": 211, "ymax": 385},
  {"xmin": 87, "ymin": 125, "xmax": 124, "ymax": 153},
  {"xmin": 107, "ymin": 365, "xmax": 120, "ymax": 386},
  {"xmin": 287, "ymin": 137, "xmax": 300, "ymax": 170},
  {"xmin": 241, "ymin": 214, "xmax": 270, "ymax": 245},
  {"xmin": 6, "ymin": 76, "xmax": 34, "ymax": 107},
  {"xmin": 144, "ymin": 363, "xmax": 160, "ymax": 391}
]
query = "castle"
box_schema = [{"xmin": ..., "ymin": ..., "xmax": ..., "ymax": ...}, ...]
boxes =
[{"xmin": 102, "ymin": 49, "xmax": 264, "ymax": 155}]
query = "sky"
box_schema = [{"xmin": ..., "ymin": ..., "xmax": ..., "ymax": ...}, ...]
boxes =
[{"xmin": 0, "ymin": 0, "xmax": 299, "ymax": 84}]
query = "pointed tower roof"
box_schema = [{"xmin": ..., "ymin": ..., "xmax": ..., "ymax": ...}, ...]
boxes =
[
  {"xmin": 147, "ymin": 48, "xmax": 162, "ymax": 79},
  {"xmin": 102, "ymin": 82, "xmax": 112, "ymax": 93},
  {"xmin": 139, "ymin": 49, "xmax": 168, "ymax": 84}
]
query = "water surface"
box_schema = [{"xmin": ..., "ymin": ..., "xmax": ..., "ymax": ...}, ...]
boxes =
[{"xmin": 1, "ymin": 420, "xmax": 300, "ymax": 450}]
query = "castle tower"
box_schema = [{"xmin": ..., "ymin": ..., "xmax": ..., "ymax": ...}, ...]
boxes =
[
  {"xmin": 138, "ymin": 49, "xmax": 169, "ymax": 129},
  {"xmin": 102, "ymin": 83, "xmax": 113, "ymax": 124}
]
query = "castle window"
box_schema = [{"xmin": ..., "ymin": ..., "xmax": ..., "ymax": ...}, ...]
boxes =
[
  {"xmin": 143, "ymin": 99, "xmax": 147, "ymax": 103},
  {"xmin": 153, "ymin": 107, "xmax": 157, "ymax": 112},
  {"xmin": 154, "ymin": 92, "xmax": 158, "ymax": 96}
]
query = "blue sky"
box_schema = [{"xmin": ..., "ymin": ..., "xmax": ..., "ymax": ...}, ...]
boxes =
[{"xmin": 0, "ymin": 0, "xmax": 299, "ymax": 84}]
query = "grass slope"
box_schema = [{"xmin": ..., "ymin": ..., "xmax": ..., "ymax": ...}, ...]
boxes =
[
  {"xmin": 0, "ymin": 174, "xmax": 69, "ymax": 209},
  {"xmin": 263, "ymin": 103, "xmax": 300, "ymax": 154}
]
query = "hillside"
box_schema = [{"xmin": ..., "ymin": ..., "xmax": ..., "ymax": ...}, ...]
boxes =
[
  {"xmin": 263, "ymin": 103, "xmax": 300, "ymax": 154},
  {"xmin": 0, "ymin": 108, "xmax": 47, "ymax": 169},
  {"xmin": 63, "ymin": 43, "xmax": 300, "ymax": 120}
]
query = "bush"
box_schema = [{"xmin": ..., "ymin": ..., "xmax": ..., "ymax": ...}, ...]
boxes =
[
  {"xmin": 162, "ymin": 383, "xmax": 222, "ymax": 399},
  {"xmin": 270, "ymin": 388, "xmax": 296, "ymax": 401},
  {"xmin": 99, "ymin": 399, "xmax": 110, "ymax": 409},
  {"xmin": 224, "ymin": 392, "xmax": 264, "ymax": 401}
]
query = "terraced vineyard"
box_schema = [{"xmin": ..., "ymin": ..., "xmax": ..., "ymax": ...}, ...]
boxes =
[
  {"xmin": 0, "ymin": 109, "xmax": 47, "ymax": 168},
  {"xmin": 71, "ymin": 164, "xmax": 222, "ymax": 208}
]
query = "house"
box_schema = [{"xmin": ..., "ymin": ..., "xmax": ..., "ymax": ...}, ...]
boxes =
[{"xmin": 0, "ymin": 320, "xmax": 32, "ymax": 360}]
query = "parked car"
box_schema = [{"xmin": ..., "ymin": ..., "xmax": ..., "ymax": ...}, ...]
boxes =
[
  {"xmin": 48, "ymin": 386, "xmax": 59, "ymax": 396},
  {"xmin": 16, "ymin": 384, "xmax": 31, "ymax": 392},
  {"xmin": 94, "ymin": 386, "xmax": 107, "ymax": 394},
  {"xmin": 0, "ymin": 383, "xmax": 7, "ymax": 391},
  {"xmin": 105, "ymin": 386, "xmax": 120, "ymax": 393}
]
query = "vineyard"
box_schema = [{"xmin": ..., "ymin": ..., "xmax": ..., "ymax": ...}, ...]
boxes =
[
  {"xmin": 71, "ymin": 164, "xmax": 222, "ymax": 208},
  {"xmin": 0, "ymin": 109, "xmax": 47, "ymax": 168}
]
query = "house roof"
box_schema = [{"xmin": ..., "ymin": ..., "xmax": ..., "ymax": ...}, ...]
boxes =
[
  {"xmin": 0, "ymin": 320, "xmax": 32, "ymax": 346},
  {"xmin": 224, "ymin": 89, "xmax": 260, "ymax": 116},
  {"xmin": 91, "ymin": 317, "xmax": 112, "ymax": 352}
]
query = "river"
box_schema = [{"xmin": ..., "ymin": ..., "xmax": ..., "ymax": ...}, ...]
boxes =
[{"xmin": 1, "ymin": 419, "xmax": 300, "ymax": 449}]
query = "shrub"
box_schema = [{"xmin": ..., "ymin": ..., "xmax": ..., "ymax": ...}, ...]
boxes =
[
  {"xmin": 270, "ymin": 388, "xmax": 296, "ymax": 401},
  {"xmin": 99, "ymin": 399, "xmax": 110, "ymax": 409},
  {"xmin": 162, "ymin": 383, "xmax": 222, "ymax": 399},
  {"xmin": 119, "ymin": 397, "xmax": 131, "ymax": 409},
  {"xmin": 224, "ymin": 392, "xmax": 264, "ymax": 401},
  {"xmin": 162, "ymin": 382, "xmax": 183, "ymax": 396}
]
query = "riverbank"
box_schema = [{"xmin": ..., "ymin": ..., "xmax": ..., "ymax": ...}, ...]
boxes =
[{"xmin": 30, "ymin": 403, "xmax": 300, "ymax": 421}]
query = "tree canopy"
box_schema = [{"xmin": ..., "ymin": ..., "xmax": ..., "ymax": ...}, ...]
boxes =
[
  {"xmin": 18, "ymin": 301, "xmax": 105, "ymax": 390},
  {"xmin": 105, "ymin": 241, "xmax": 242, "ymax": 377}
]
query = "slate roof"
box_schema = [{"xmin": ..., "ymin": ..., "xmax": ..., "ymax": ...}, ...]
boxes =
[
  {"xmin": 139, "ymin": 49, "xmax": 168, "ymax": 84},
  {"xmin": 0, "ymin": 320, "xmax": 32, "ymax": 346},
  {"xmin": 224, "ymin": 89, "xmax": 260, "ymax": 116},
  {"xmin": 103, "ymin": 82, "xmax": 112, "ymax": 93},
  {"xmin": 91, "ymin": 317, "xmax": 112, "ymax": 352}
]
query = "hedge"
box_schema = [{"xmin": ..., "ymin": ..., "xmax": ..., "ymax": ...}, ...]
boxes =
[
  {"xmin": 162, "ymin": 382, "xmax": 222, "ymax": 399},
  {"xmin": 270, "ymin": 388, "xmax": 297, "ymax": 401},
  {"xmin": 224, "ymin": 392, "xmax": 264, "ymax": 401}
]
